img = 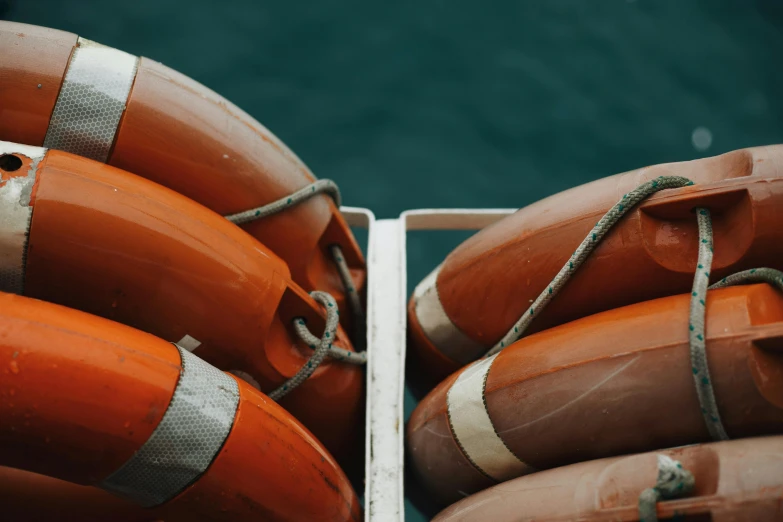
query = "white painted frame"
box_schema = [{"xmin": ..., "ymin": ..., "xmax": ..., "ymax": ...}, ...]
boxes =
[{"xmin": 341, "ymin": 206, "xmax": 516, "ymax": 522}]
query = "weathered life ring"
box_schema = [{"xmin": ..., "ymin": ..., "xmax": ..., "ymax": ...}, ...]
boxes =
[
  {"xmin": 407, "ymin": 145, "xmax": 783, "ymax": 391},
  {"xmin": 0, "ymin": 291, "xmax": 361, "ymax": 521},
  {"xmin": 408, "ymin": 283, "xmax": 783, "ymax": 505},
  {"xmin": 433, "ymin": 436, "xmax": 783, "ymax": 522},
  {"xmin": 0, "ymin": 21, "xmax": 365, "ymax": 333},
  {"xmin": 0, "ymin": 141, "xmax": 362, "ymax": 462}
]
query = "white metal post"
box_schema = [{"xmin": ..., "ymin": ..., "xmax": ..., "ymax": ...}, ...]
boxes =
[
  {"xmin": 342, "ymin": 206, "xmax": 516, "ymax": 522},
  {"xmin": 364, "ymin": 218, "xmax": 407, "ymax": 522}
]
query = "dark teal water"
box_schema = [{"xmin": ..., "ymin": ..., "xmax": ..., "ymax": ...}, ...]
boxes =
[{"xmin": 6, "ymin": 1, "xmax": 783, "ymax": 519}]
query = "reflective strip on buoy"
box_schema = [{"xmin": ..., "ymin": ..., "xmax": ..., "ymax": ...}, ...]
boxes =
[
  {"xmin": 0, "ymin": 142, "xmax": 45, "ymax": 294},
  {"xmin": 414, "ymin": 264, "xmax": 486, "ymax": 365},
  {"xmin": 100, "ymin": 347, "xmax": 240, "ymax": 507},
  {"xmin": 43, "ymin": 38, "xmax": 138, "ymax": 162},
  {"xmin": 446, "ymin": 355, "xmax": 534, "ymax": 481}
]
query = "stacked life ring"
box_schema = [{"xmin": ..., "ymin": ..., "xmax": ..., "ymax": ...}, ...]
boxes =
[
  {"xmin": 0, "ymin": 21, "xmax": 366, "ymax": 336},
  {"xmin": 407, "ymin": 145, "xmax": 783, "ymax": 391},
  {"xmin": 0, "ymin": 141, "xmax": 363, "ymax": 465},
  {"xmin": 408, "ymin": 283, "xmax": 783, "ymax": 505},
  {"xmin": 0, "ymin": 291, "xmax": 361, "ymax": 521},
  {"xmin": 432, "ymin": 436, "xmax": 783, "ymax": 522},
  {"xmin": 7, "ymin": 16, "xmax": 783, "ymax": 522},
  {"xmin": 0, "ymin": 20, "xmax": 371, "ymax": 521},
  {"xmin": 405, "ymin": 144, "xmax": 783, "ymax": 522}
]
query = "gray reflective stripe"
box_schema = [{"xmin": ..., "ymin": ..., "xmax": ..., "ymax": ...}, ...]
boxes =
[
  {"xmin": 447, "ymin": 355, "xmax": 534, "ymax": 482},
  {"xmin": 43, "ymin": 38, "xmax": 138, "ymax": 162},
  {"xmin": 100, "ymin": 347, "xmax": 240, "ymax": 507},
  {"xmin": 413, "ymin": 264, "xmax": 486, "ymax": 365},
  {"xmin": 0, "ymin": 142, "xmax": 45, "ymax": 294}
]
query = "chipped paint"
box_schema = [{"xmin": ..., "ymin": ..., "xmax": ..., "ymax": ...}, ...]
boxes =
[{"xmin": 0, "ymin": 141, "xmax": 45, "ymax": 294}]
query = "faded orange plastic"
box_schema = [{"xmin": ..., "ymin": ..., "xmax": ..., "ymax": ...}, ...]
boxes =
[
  {"xmin": 434, "ymin": 436, "xmax": 783, "ymax": 522},
  {"xmin": 410, "ymin": 145, "xmax": 783, "ymax": 389},
  {"xmin": 408, "ymin": 284, "xmax": 783, "ymax": 505}
]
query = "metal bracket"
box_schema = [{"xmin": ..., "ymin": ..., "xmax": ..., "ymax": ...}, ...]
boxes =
[{"xmin": 343, "ymin": 206, "xmax": 516, "ymax": 521}]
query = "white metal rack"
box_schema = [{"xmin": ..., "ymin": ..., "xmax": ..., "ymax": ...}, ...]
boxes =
[{"xmin": 341, "ymin": 207, "xmax": 516, "ymax": 522}]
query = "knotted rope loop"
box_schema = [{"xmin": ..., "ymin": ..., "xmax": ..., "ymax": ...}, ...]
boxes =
[
  {"xmin": 638, "ymin": 454, "xmax": 695, "ymax": 522},
  {"xmin": 268, "ymin": 291, "xmax": 341, "ymax": 400},
  {"xmin": 223, "ymin": 179, "xmax": 367, "ymax": 367}
]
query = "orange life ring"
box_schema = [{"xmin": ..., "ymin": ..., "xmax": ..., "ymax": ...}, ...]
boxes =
[
  {"xmin": 0, "ymin": 141, "xmax": 362, "ymax": 463},
  {"xmin": 408, "ymin": 145, "xmax": 783, "ymax": 391},
  {"xmin": 0, "ymin": 468, "xmax": 156, "ymax": 522},
  {"xmin": 407, "ymin": 284, "xmax": 783, "ymax": 506},
  {"xmin": 433, "ymin": 436, "xmax": 783, "ymax": 522},
  {"xmin": 0, "ymin": 21, "xmax": 365, "ymax": 333},
  {"xmin": 0, "ymin": 291, "xmax": 361, "ymax": 522}
]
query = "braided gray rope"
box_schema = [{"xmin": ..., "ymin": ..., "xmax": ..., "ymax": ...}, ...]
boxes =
[
  {"xmin": 710, "ymin": 267, "xmax": 783, "ymax": 292},
  {"xmin": 471, "ymin": 176, "xmax": 783, "ymax": 521},
  {"xmin": 223, "ymin": 179, "xmax": 367, "ymax": 369},
  {"xmin": 268, "ymin": 291, "xmax": 341, "ymax": 400},
  {"xmin": 636, "ymin": 267, "xmax": 783, "ymax": 520},
  {"xmin": 689, "ymin": 208, "xmax": 728, "ymax": 441},
  {"xmin": 224, "ymin": 179, "xmax": 341, "ymax": 225},
  {"xmin": 485, "ymin": 175, "xmax": 694, "ymax": 357},
  {"xmin": 638, "ymin": 454, "xmax": 696, "ymax": 522},
  {"xmin": 482, "ymin": 176, "xmax": 738, "ymax": 442},
  {"xmin": 330, "ymin": 244, "xmax": 366, "ymax": 351},
  {"xmin": 294, "ymin": 307, "xmax": 367, "ymax": 364}
]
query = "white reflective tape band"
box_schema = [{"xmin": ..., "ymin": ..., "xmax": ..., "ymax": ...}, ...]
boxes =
[
  {"xmin": 100, "ymin": 347, "xmax": 239, "ymax": 507},
  {"xmin": 414, "ymin": 264, "xmax": 486, "ymax": 365},
  {"xmin": 176, "ymin": 334, "xmax": 202, "ymax": 352},
  {"xmin": 43, "ymin": 38, "xmax": 138, "ymax": 162},
  {"xmin": 0, "ymin": 142, "xmax": 45, "ymax": 294},
  {"xmin": 447, "ymin": 355, "xmax": 534, "ymax": 482}
]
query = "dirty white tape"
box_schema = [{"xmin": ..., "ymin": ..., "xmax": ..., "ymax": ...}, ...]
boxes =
[
  {"xmin": 0, "ymin": 142, "xmax": 45, "ymax": 294},
  {"xmin": 413, "ymin": 264, "xmax": 486, "ymax": 365},
  {"xmin": 446, "ymin": 355, "xmax": 534, "ymax": 482},
  {"xmin": 100, "ymin": 347, "xmax": 239, "ymax": 507},
  {"xmin": 43, "ymin": 38, "xmax": 139, "ymax": 162},
  {"xmin": 176, "ymin": 334, "xmax": 202, "ymax": 352}
]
